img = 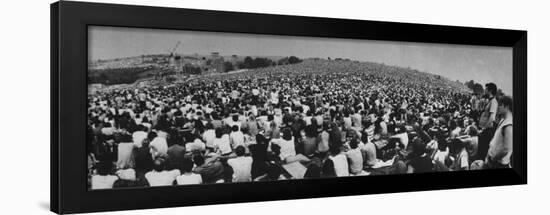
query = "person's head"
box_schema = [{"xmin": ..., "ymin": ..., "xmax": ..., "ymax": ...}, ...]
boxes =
[
  {"xmin": 152, "ymin": 158, "xmax": 165, "ymax": 172},
  {"xmin": 232, "ymin": 114, "xmax": 239, "ymax": 122},
  {"xmin": 497, "ymin": 95, "xmax": 513, "ymax": 115},
  {"xmin": 235, "ymin": 145, "xmax": 246, "ymax": 156},
  {"xmin": 147, "ymin": 131, "xmax": 157, "ymax": 140},
  {"xmin": 437, "ymin": 138, "xmax": 448, "ymax": 151},
  {"xmin": 305, "ymin": 125, "xmax": 317, "ymax": 138},
  {"xmin": 205, "ymin": 123, "xmax": 214, "ymax": 130},
  {"xmin": 211, "ymin": 112, "xmax": 219, "ymax": 120},
  {"xmin": 193, "ymin": 154, "xmax": 205, "ymax": 166},
  {"xmin": 270, "ymin": 143, "xmax": 281, "ymax": 155},
  {"xmin": 349, "ymin": 137, "xmax": 359, "ymax": 149},
  {"xmin": 282, "ymin": 128, "xmax": 292, "ymax": 141},
  {"xmin": 485, "ymin": 83, "xmax": 497, "ymax": 97},
  {"xmin": 323, "ymin": 121, "xmax": 330, "ymax": 131},
  {"xmin": 96, "ymin": 161, "xmax": 113, "ymax": 176},
  {"xmin": 256, "ymin": 134, "xmax": 268, "ymax": 145},
  {"xmin": 137, "ymin": 124, "xmax": 148, "ymax": 132},
  {"xmin": 466, "ymin": 125, "xmax": 478, "ymax": 136},
  {"xmin": 449, "ymin": 119, "xmax": 457, "ymax": 130},
  {"xmin": 232, "ymin": 125, "xmax": 239, "ymax": 132},
  {"xmin": 361, "ymin": 131, "xmax": 369, "ymax": 143},
  {"xmin": 215, "ymin": 127, "xmax": 223, "ymax": 138},
  {"xmin": 181, "ymin": 158, "xmax": 194, "ymax": 173}
]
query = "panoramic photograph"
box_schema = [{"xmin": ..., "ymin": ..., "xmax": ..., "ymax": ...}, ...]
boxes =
[{"xmin": 86, "ymin": 26, "xmax": 513, "ymax": 190}]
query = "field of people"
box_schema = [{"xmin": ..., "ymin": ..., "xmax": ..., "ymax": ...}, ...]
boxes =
[{"xmin": 86, "ymin": 58, "xmax": 513, "ymax": 189}]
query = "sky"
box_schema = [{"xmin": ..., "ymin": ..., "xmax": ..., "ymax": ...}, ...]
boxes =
[{"xmin": 89, "ymin": 26, "xmax": 513, "ymax": 94}]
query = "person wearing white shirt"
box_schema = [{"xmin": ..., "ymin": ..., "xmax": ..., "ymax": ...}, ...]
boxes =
[
  {"xmin": 145, "ymin": 159, "xmax": 180, "ymax": 187},
  {"xmin": 132, "ymin": 126, "xmax": 148, "ymax": 148},
  {"xmin": 176, "ymin": 158, "xmax": 202, "ymax": 185},
  {"xmin": 274, "ymin": 130, "xmax": 296, "ymax": 161},
  {"xmin": 149, "ymin": 136, "xmax": 168, "ymax": 159},
  {"xmin": 91, "ymin": 161, "xmax": 119, "ymax": 190},
  {"xmin": 227, "ymin": 146, "xmax": 253, "ymax": 182},
  {"xmin": 185, "ymin": 137, "xmax": 206, "ymax": 152},
  {"xmin": 117, "ymin": 137, "xmax": 136, "ymax": 169},
  {"xmin": 213, "ymin": 128, "xmax": 232, "ymax": 155},
  {"xmin": 229, "ymin": 125, "xmax": 245, "ymax": 149},
  {"xmin": 329, "ymin": 147, "xmax": 350, "ymax": 177},
  {"xmin": 202, "ymin": 125, "xmax": 216, "ymax": 149},
  {"xmin": 346, "ymin": 139, "xmax": 364, "ymax": 175}
]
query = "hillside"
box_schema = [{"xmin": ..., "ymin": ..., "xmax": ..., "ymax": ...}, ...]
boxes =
[{"xmin": 193, "ymin": 59, "xmax": 469, "ymax": 93}]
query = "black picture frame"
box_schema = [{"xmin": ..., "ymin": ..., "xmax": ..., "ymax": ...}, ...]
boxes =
[{"xmin": 51, "ymin": 1, "xmax": 527, "ymax": 214}]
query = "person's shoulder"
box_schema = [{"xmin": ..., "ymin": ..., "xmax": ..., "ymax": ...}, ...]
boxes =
[
  {"xmin": 144, "ymin": 171, "xmax": 154, "ymax": 177},
  {"xmin": 502, "ymin": 124, "xmax": 513, "ymax": 135}
]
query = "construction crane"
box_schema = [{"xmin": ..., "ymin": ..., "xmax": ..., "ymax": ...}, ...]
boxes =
[{"xmin": 168, "ymin": 41, "xmax": 181, "ymax": 57}]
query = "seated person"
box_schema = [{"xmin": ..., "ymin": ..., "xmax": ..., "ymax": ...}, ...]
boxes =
[
  {"xmin": 321, "ymin": 159, "xmax": 337, "ymax": 178},
  {"xmin": 254, "ymin": 162, "xmax": 284, "ymax": 181},
  {"xmin": 193, "ymin": 153, "xmax": 225, "ymax": 183},
  {"xmin": 432, "ymin": 139, "xmax": 449, "ymax": 166},
  {"xmin": 361, "ymin": 132, "xmax": 377, "ymax": 167},
  {"xmin": 176, "ymin": 158, "xmax": 202, "ymax": 185},
  {"xmin": 406, "ymin": 138, "xmax": 434, "ymax": 173},
  {"xmin": 91, "ymin": 161, "xmax": 118, "ymax": 190},
  {"xmin": 227, "ymin": 146, "xmax": 253, "ymax": 182},
  {"xmin": 345, "ymin": 138, "xmax": 364, "ymax": 175},
  {"xmin": 273, "ymin": 128, "xmax": 310, "ymax": 163},
  {"xmin": 185, "ymin": 135, "xmax": 206, "ymax": 153},
  {"xmin": 328, "ymin": 146, "xmax": 350, "ymax": 177},
  {"xmin": 449, "ymin": 139, "xmax": 469, "ymax": 171},
  {"xmin": 145, "ymin": 158, "xmax": 180, "ymax": 187},
  {"xmin": 229, "ymin": 125, "xmax": 245, "ymax": 149},
  {"xmin": 213, "ymin": 128, "xmax": 232, "ymax": 156}
]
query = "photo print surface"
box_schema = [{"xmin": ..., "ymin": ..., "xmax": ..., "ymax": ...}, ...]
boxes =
[{"xmin": 87, "ymin": 26, "xmax": 513, "ymax": 190}]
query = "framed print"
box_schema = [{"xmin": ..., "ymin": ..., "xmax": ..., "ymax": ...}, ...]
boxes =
[{"xmin": 51, "ymin": 1, "xmax": 527, "ymax": 214}]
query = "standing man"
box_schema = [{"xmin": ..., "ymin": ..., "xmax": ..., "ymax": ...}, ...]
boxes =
[
  {"xmin": 477, "ymin": 83, "xmax": 498, "ymax": 160},
  {"xmin": 485, "ymin": 96, "xmax": 513, "ymax": 169},
  {"xmin": 479, "ymin": 83, "xmax": 498, "ymax": 130}
]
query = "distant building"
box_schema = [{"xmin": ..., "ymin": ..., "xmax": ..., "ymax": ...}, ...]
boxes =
[{"xmin": 204, "ymin": 52, "xmax": 225, "ymax": 74}]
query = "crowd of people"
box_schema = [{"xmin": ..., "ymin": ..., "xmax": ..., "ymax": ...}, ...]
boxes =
[{"xmin": 86, "ymin": 59, "xmax": 513, "ymax": 190}]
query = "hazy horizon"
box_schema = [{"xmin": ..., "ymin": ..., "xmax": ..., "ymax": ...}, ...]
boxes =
[{"xmin": 89, "ymin": 26, "xmax": 513, "ymax": 94}]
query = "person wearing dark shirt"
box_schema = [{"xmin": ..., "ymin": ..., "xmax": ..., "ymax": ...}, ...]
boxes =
[
  {"xmin": 134, "ymin": 132, "xmax": 156, "ymax": 179},
  {"xmin": 407, "ymin": 138, "xmax": 434, "ymax": 173},
  {"xmin": 193, "ymin": 153, "xmax": 225, "ymax": 183},
  {"xmin": 95, "ymin": 135, "xmax": 117, "ymax": 163},
  {"xmin": 166, "ymin": 134, "xmax": 186, "ymax": 170},
  {"xmin": 249, "ymin": 134, "xmax": 270, "ymax": 179}
]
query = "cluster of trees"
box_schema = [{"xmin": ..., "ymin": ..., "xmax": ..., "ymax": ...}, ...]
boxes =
[
  {"xmin": 236, "ymin": 56, "xmax": 303, "ymax": 70},
  {"xmin": 88, "ymin": 67, "xmax": 152, "ymax": 85},
  {"xmin": 277, "ymin": 56, "xmax": 303, "ymax": 65},
  {"xmin": 224, "ymin": 62, "xmax": 234, "ymax": 72},
  {"xmin": 238, "ymin": 57, "xmax": 276, "ymax": 69}
]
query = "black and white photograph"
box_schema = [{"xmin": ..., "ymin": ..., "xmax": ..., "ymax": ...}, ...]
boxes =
[{"xmin": 86, "ymin": 26, "xmax": 514, "ymax": 190}]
